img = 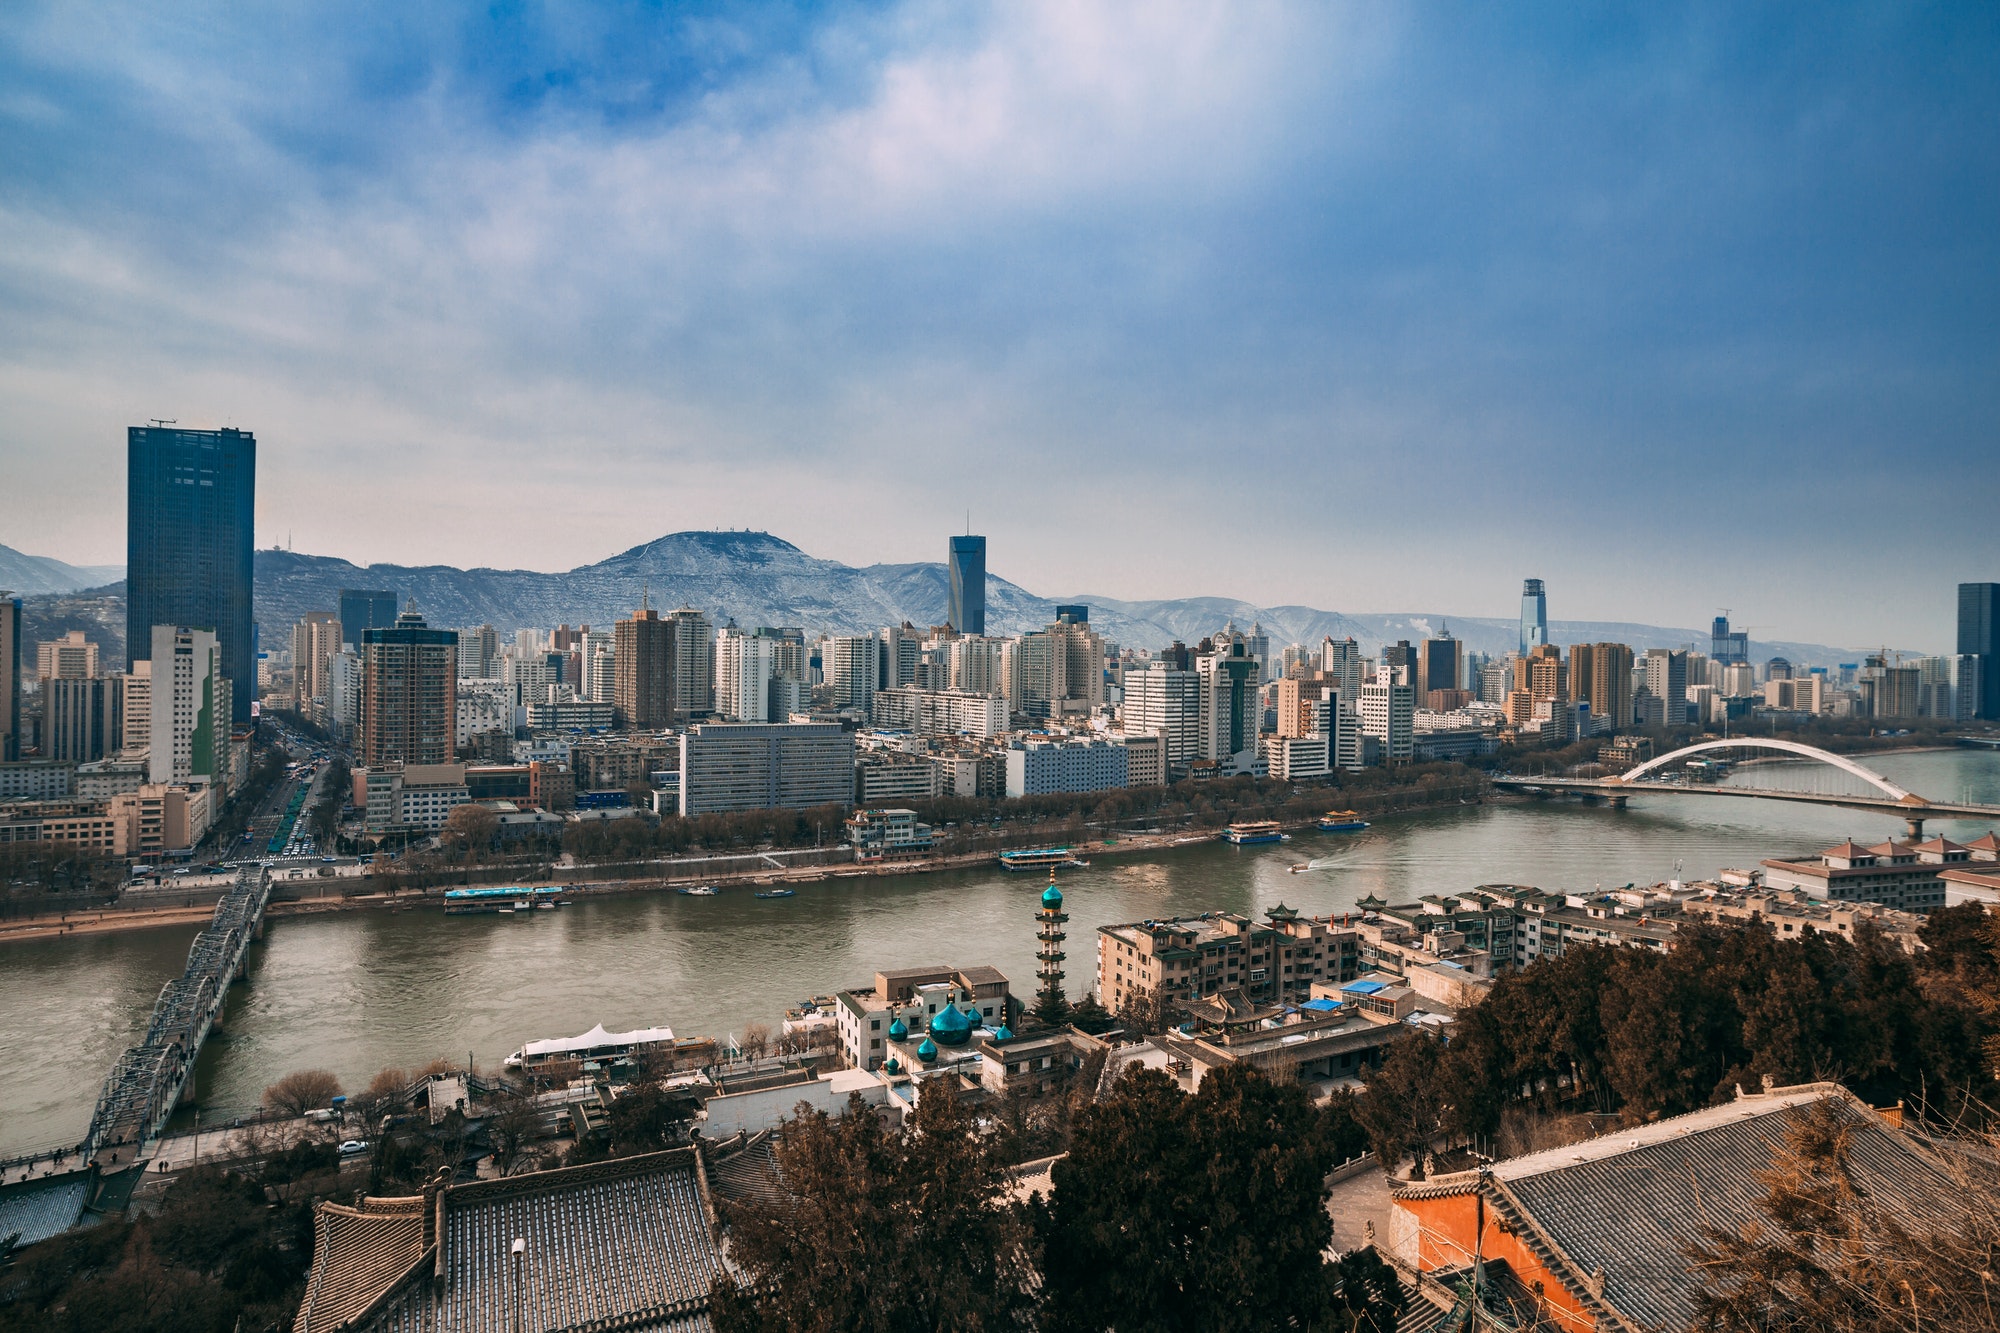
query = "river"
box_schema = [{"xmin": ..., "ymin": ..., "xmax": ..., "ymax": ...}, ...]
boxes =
[{"xmin": 3, "ymin": 746, "xmax": 1995, "ymax": 1157}]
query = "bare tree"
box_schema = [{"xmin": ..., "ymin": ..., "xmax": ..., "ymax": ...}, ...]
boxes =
[
  {"xmin": 264, "ymin": 1069, "xmax": 343, "ymax": 1118},
  {"xmin": 741, "ymin": 1023, "xmax": 771, "ymax": 1063}
]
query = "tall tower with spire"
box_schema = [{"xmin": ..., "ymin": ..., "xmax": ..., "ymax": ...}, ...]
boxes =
[{"xmin": 1032, "ymin": 869, "xmax": 1070, "ymax": 1025}]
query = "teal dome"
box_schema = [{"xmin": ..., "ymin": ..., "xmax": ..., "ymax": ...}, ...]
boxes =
[
  {"xmin": 917, "ymin": 1037, "xmax": 938, "ymax": 1062},
  {"xmin": 966, "ymin": 1007, "xmax": 983, "ymax": 1028},
  {"xmin": 991, "ymin": 1024, "xmax": 1014, "ymax": 1042},
  {"xmin": 888, "ymin": 1017, "xmax": 908, "ymax": 1040},
  {"xmin": 930, "ymin": 1003, "xmax": 973, "ymax": 1046},
  {"xmin": 884, "ymin": 1057, "xmax": 901, "ymax": 1075},
  {"xmin": 1042, "ymin": 884, "xmax": 1064, "ymax": 907}
]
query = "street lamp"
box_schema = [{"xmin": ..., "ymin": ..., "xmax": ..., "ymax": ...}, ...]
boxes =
[{"xmin": 511, "ymin": 1236, "xmax": 525, "ymax": 1333}]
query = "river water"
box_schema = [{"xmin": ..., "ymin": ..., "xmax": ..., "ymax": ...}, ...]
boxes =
[{"xmin": 3, "ymin": 747, "xmax": 1996, "ymax": 1157}]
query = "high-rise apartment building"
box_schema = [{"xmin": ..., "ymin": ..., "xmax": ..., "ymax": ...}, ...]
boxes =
[
  {"xmin": 1197, "ymin": 636, "xmax": 1262, "ymax": 766},
  {"xmin": 1321, "ymin": 637, "xmax": 1364, "ymax": 703},
  {"xmin": 1360, "ymin": 676, "xmax": 1415, "ymax": 763},
  {"xmin": 36, "ymin": 630, "xmax": 99, "ymax": 681},
  {"xmin": 1524, "ymin": 643, "xmax": 1564, "ymax": 703},
  {"xmin": 120, "ymin": 660, "xmax": 151, "ymax": 754},
  {"xmin": 46, "ymin": 676, "xmax": 122, "ymax": 762},
  {"xmin": 613, "ymin": 606, "xmax": 675, "ymax": 730},
  {"xmin": 947, "ymin": 535, "xmax": 987, "ymax": 636},
  {"xmin": 1643, "ymin": 649, "xmax": 1689, "ymax": 727},
  {"xmin": 1, "ymin": 593, "xmax": 20, "ymax": 761},
  {"xmin": 337, "ymin": 590, "xmax": 399, "ymax": 648},
  {"xmin": 127, "ymin": 425, "xmax": 255, "ymax": 723},
  {"xmin": 1418, "ymin": 632, "xmax": 1463, "ymax": 700},
  {"xmin": 878, "ymin": 624, "xmax": 922, "ymax": 691},
  {"xmin": 462, "ymin": 624, "xmax": 501, "ymax": 680},
  {"xmin": 359, "ymin": 610, "xmax": 458, "ymax": 768},
  {"xmin": 148, "ymin": 626, "xmax": 230, "ymax": 785},
  {"xmin": 825, "ymin": 635, "xmax": 880, "ymax": 713},
  {"xmin": 664, "ymin": 609, "xmax": 714, "ymax": 718},
  {"xmin": 291, "ymin": 611, "xmax": 342, "ymax": 715},
  {"xmin": 1120, "ymin": 660, "xmax": 1202, "ymax": 772},
  {"xmin": 1017, "ymin": 616, "xmax": 1105, "ymax": 719},
  {"xmin": 1570, "ymin": 642, "xmax": 1634, "ymax": 731},
  {"xmin": 1959, "ymin": 582, "xmax": 2000, "ymax": 720},
  {"xmin": 1520, "ymin": 578, "xmax": 1548, "ymax": 655},
  {"xmin": 947, "ymin": 636, "xmax": 1008, "ymax": 696},
  {"xmin": 715, "ymin": 626, "xmax": 776, "ymax": 722}
]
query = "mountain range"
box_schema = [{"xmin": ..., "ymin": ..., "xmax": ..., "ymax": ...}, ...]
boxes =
[
  {"xmin": 0, "ymin": 543, "xmax": 123, "ymax": 596},
  {"xmin": 9, "ymin": 530, "xmax": 1871, "ymax": 670}
]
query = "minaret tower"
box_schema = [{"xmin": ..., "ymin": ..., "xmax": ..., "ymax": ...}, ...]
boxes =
[{"xmin": 1035, "ymin": 868, "xmax": 1069, "ymax": 1018}]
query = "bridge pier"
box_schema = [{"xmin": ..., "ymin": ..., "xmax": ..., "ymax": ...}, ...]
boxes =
[
  {"xmin": 1609, "ymin": 795, "xmax": 1627, "ymax": 810},
  {"xmin": 1905, "ymin": 815, "xmax": 1925, "ymax": 841}
]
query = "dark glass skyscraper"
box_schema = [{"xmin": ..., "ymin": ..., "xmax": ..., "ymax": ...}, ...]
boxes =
[
  {"xmin": 338, "ymin": 589, "xmax": 399, "ymax": 647},
  {"xmin": 128, "ymin": 426, "xmax": 256, "ymax": 723},
  {"xmin": 948, "ymin": 535, "xmax": 986, "ymax": 636},
  {"xmin": 1520, "ymin": 578, "xmax": 1548, "ymax": 655},
  {"xmin": 1960, "ymin": 582, "xmax": 2000, "ymax": 719}
]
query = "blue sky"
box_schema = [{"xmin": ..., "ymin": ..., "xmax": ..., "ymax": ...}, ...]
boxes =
[{"xmin": 1, "ymin": 2, "xmax": 1995, "ymax": 650}]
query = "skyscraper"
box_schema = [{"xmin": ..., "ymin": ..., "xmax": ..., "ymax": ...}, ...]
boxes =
[
  {"xmin": 1520, "ymin": 578, "xmax": 1548, "ymax": 656},
  {"xmin": 1571, "ymin": 642, "xmax": 1634, "ymax": 731},
  {"xmin": 0, "ymin": 593, "xmax": 19, "ymax": 761},
  {"xmin": 1644, "ymin": 649, "xmax": 1689, "ymax": 728},
  {"xmin": 127, "ymin": 425, "xmax": 256, "ymax": 723},
  {"xmin": 148, "ymin": 626, "xmax": 229, "ymax": 785},
  {"xmin": 613, "ymin": 605, "xmax": 675, "ymax": 730},
  {"xmin": 1959, "ymin": 582, "xmax": 2000, "ymax": 720},
  {"xmin": 715, "ymin": 626, "xmax": 775, "ymax": 722},
  {"xmin": 1418, "ymin": 631, "xmax": 1463, "ymax": 700},
  {"xmin": 948, "ymin": 535, "xmax": 986, "ymax": 636},
  {"xmin": 359, "ymin": 610, "xmax": 458, "ymax": 767},
  {"xmin": 338, "ymin": 590, "xmax": 399, "ymax": 648},
  {"xmin": 665, "ymin": 609, "xmax": 715, "ymax": 718},
  {"xmin": 1710, "ymin": 615, "xmax": 1749, "ymax": 666}
]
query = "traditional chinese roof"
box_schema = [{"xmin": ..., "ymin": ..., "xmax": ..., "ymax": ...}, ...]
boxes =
[
  {"xmin": 1392, "ymin": 1084, "xmax": 1968, "ymax": 1333},
  {"xmin": 297, "ymin": 1149, "xmax": 729, "ymax": 1333}
]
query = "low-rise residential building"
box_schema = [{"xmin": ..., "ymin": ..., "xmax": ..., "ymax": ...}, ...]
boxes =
[
  {"xmin": 1760, "ymin": 837, "xmax": 1954, "ymax": 914},
  {"xmin": 358, "ymin": 763, "xmax": 470, "ymax": 833},
  {"xmin": 854, "ymin": 752, "xmax": 942, "ymax": 804},
  {"xmin": 1111, "ymin": 731, "xmax": 1165, "ymax": 787},
  {"xmin": 1004, "ymin": 735, "xmax": 1128, "ymax": 798},
  {"xmin": 569, "ymin": 734, "xmax": 678, "ymax": 792},
  {"xmin": 1096, "ymin": 905, "xmax": 1364, "ymax": 1014},
  {"xmin": 833, "ymin": 964, "xmax": 1013, "ymax": 1072},
  {"xmin": 524, "ymin": 698, "xmax": 615, "ymax": 730},
  {"xmin": 868, "ymin": 686, "xmax": 1009, "ymax": 739},
  {"xmin": 0, "ymin": 759, "xmax": 77, "ymax": 800},
  {"xmin": 846, "ymin": 807, "xmax": 936, "ymax": 860},
  {"xmin": 106, "ymin": 783, "xmax": 213, "ymax": 857}
]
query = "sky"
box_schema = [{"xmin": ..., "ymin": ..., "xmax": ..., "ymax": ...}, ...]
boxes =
[{"xmin": 1, "ymin": 3, "xmax": 1996, "ymax": 652}]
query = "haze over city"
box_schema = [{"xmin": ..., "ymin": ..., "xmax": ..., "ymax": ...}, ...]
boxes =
[{"xmin": 3, "ymin": 4, "xmax": 1998, "ymax": 650}]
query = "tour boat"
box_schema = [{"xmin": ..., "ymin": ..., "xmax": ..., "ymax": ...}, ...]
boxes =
[
  {"xmin": 1317, "ymin": 811, "xmax": 1370, "ymax": 832},
  {"xmin": 998, "ymin": 846, "xmax": 1089, "ymax": 872},
  {"xmin": 1222, "ymin": 821, "xmax": 1286, "ymax": 845},
  {"xmin": 679, "ymin": 885, "xmax": 718, "ymax": 897},
  {"xmin": 445, "ymin": 886, "xmax": 565, "ymax": 915},
  {"xmin": 754, "ymin": 888, "xmax": 797, "ymax": 900},
  {"xmin": 504, "ymin": 1022, "xmax": 676, "ymax": 1072}
]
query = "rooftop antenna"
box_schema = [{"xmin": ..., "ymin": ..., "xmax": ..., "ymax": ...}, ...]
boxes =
[{"xmin": 149, "ymin": 418, "xmax": 177, "ymax": 428}]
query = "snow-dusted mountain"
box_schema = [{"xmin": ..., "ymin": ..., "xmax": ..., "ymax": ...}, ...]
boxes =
[
  {"xmin": 0, "ymin": 543, "xmax": 122, "ymax": 596},
  {"xmin": 10, "ymin": 530, "xmax": 1869, "ymax": 667}
]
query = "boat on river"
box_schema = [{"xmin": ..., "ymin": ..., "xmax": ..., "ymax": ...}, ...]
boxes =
[
  {"xmin": 754, "ymin": 888, "xmax": 796, "ymax": 899},
  {"xmin": 504, "ymin": 1022, "xmax": 676, "ymax": 1072},
  {"xmin": 1317, "ymin": 811, "xmax": 1370, "ymax": 832},
  {"xmin": 679, "ymin": 885, "xmax": 718, "ymax": 897},
  {"xmin": 445, "ymin": 886, "xmax": 565, "ymax": 915},
  {"xmin": 998, "ymin": 846, "xmax": 1089, "ymax": 872},
  {"xmin": 1222, "ymin": 821, "xmax": 1287, "ymax": 845}
]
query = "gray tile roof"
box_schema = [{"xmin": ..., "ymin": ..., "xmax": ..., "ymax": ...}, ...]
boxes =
[
  {"xmin": 1397, "ymin": 1086, "xmax": 1967, "ymax": 1333},
  {"xmin": 301, "ymin": 1149, "xmax": 730, "ymax": 1333}
]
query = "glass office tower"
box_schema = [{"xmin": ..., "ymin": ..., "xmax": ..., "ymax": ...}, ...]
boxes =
[
  {"xmin": 948, "ymin": 535, "xmax": 987, "ymax": 636},
  {"xmin": 127, "ymin": 426, "xmax": 256, "ymax": 724},
  {"xmin": 1519, "ymin": 578, "xmax": 1548, "ymax": 656}
]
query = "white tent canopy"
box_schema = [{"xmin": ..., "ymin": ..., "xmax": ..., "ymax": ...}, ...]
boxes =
[{"xmin": 514, "ymin": 1023, "xmax": 676, "ymax": 1060}]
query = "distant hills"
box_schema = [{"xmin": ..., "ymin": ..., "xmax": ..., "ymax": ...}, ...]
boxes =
[
  {"xmin": 0, "ymin": 543, "xmax": 122, "ymax": 596},
  {"xmin": 10, "ymin": 530, "xmax": 1869, "ymax": 668}
]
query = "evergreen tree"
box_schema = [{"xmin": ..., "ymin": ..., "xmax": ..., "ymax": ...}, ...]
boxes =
[
  {"xmin": 1037, "ymin": 1064, "xmax": 1401, "ymax": 1332},
  {"xmin": 711, "ymin": 1082, "xmax": 1035, "ymax": 1333}
]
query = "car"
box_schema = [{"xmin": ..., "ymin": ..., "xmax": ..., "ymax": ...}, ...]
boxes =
[{"xmin": 338, "ymin": 1139, "xmax": 369, "ymax": 1156}]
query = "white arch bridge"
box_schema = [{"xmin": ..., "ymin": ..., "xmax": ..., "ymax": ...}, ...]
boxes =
[{"xmin": 1492, "ymin": 738, "xmax": 2000, "ymax": 839}]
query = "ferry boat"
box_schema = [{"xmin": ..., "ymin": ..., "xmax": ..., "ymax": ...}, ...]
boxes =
[
  {"xmin": 504, "ymin": 1022, "xmax": 676, "ymax": 1072},
  {"xmin": 754, "ymin": 888, "xmax": 797, "ymax": 900},
  {"xmin": 1317, "ymin": 811, "xmax": 1370, "ymax": 833},
  {"xmin": 1222, "ymin": 821, "xmax": 1286, "ymax": 845},
  {"xmin": 998, "ymin": 846, "xmax": 1089, "ymax": 872},
  {"xmin": 444, "ymin": 885, "xmax": 566, "ymax": 915},
  {"xmin": 678, "ymin": 885, "xmax": 718, "ymax": 897}
]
